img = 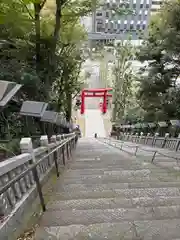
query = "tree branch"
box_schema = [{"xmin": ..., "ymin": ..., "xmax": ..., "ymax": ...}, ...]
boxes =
[
  {"xmin": 40, "ymin": 0, "xmax": 47, "ymax": 10},
  {"xmin": 18, "ymin": 0, "xmax": 34, "ymax": 19}
]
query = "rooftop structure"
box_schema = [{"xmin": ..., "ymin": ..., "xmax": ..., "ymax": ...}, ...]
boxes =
[{"xmin": 0, "ymin": 80, "xmax": 22, "ymax": 108}]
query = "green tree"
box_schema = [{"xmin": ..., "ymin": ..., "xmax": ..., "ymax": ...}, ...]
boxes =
[
  {"xmin": 112, "ymin": 41, "xmax": 136, "ymax": 123},
  {"xmin": 137, "ymin": 0, "xmax": 180, "ymax": 121},
  {"xmin": 0, "ymin": 0, "xmax": 94, "ymax": 142}
]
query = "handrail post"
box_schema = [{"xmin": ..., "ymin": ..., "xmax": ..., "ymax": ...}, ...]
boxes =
[
  {"xmin": 140, "ymin": 132, "xmax": 143, "ymax": 143},
  {"xmin": 32, "ymin": 165, "xmax": 46, "ymax": 212},
  {"xmin": 53, "ymin": 150, "xmax": 59, "ymax": 177},
  {"xmin": 151, "ymin": 151, "xmax": 157, "ymax": 163},
  {"xmin": 162, "ymin": 133, "xmax": 169, "ymax": 148},
  {"xmin": 175, "ymin": 134, "xmax": 180, "ymax": 151},
  {"xmin": 50, "ymin": 134, "xmax": 60, "ymax": 178},
  {"xmin": 152, "ymin": 132, "xmax": 159, "ymax": 146},
  {"xmin": 66, "ymin": 142, "xmax": 70, "ymax": 159},
  {"xmin": 135, "ymin": 133, "xmax": 139, "ymax": 143},
  {"xmin": 40, "ymin": 135, "xmax": 51, "ymax": 165},
  {"xmin": 134, "ymin": 146, "xmax": 138, "ymax": 156},
  {"xmin": 146, "ymin": 133, "xmax": 150, "ymax": 144},
  {"xmin": 69, "ymin": 139, "xmax": 72, "ymax": 156},
  {"xmin": 62, "ymin": 145, "xmax": 66, "ymax": 165},
  {"xmin": 120, "ymin": 142, "xmax": 123, "ymax": 150}
]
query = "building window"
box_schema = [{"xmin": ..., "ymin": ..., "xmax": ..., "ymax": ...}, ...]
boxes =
[
  {"xmin": 140, "ymin": 0, "xmax": 144, "ymax": 8},
  {"xmin": 112, "ymin": 0, "xmax": 116, "ymax": 6},
  {"xmin": 97, "ymin": 27, "xmax": 103, "ymax": 32},
  {"xmin": 124, "ymin": 20, "xmax": 127, "ymax": 30},
  {"xmin": 133, "ymin": 0, "xmax": 136, "ymax": 8},
  {"xmin": 130, "ymin": 20, "xmax": 134, "ymax": 30},
  {"xmin": 106, "ymin": 11, "xmax": 109, "ymax": 18},
  {"xmin": 107, "ymin": 2, "xmax": 110, "ymax": 8},
  {"xmin": 97, "ymin": 19, "xmax": 103, "ymax": 24},
  {"xmin": 110, "ymin": 20, "xmax": 114, "ymax": 30},
  {"xmin": 96, "ymin": 12, "xmax": 102, "ymax": 17},
  {"xmin": 144, "ymin": 10, "xmax": 148, "ymax": 16},
  {"xmin": 152, "ymin": 0, "xmax": 161, "ymax": 4},
  {"xmin": 136, "ymin": 20, "xmax": 141, "ymax": 30},
  {"xmin": 105, "ymin": 19, "xmax": 109, "ymax": 29},
  {"xmin": 142, "ymin": 20, "xmax": 146, "ymax": 30},
  {"xmin": 117, "ymin": 20, "xmax": 121, "ymax": 30},
  {"xmin": 146, "ymin": 0, "xmax": 149, "ymax": 8}
]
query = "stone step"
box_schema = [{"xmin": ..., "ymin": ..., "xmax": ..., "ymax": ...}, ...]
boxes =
[
  {"xmin": 51, "ymin": 187, "xmax": 180, "ymax": 200},
  {"xmin": 35, "ymin": 219, "xmax": 180, "ymax": 240},
  {"xmin": 58, "ymin": 181, "xmax": 180, "ymax": 192},
  {"xmin": 69, "ymin": 160, "xmax": 178, "ymax": 169},
  {"xmin": 69, "ymin": 163, "xmax": 151, "ymax": 170},
  {"xmin": 40, "ymin": 205, "xmax": 180, "ymax": 226},
  {"xmin": 73, "ymin": 158, "xmax": 132, "ymax": 163},
  {"xmin": 47, "ymin": 196, "xmax": 180, "ymax": 211},
  {"xmin": 61, "ymin": 173, "xmax": 179, "ymax": 184},
  {"xmin": 66, "ymin": 164, "xmax": 167, "ymax": 172},
  {"xmin": 64, "ymin": 169, "xmax": 169, "ymax": 178}
]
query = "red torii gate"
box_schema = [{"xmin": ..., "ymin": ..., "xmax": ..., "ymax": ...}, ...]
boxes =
[{"xmin": 80, "ymin": 88, "xmax": 112, "ymax": 114}]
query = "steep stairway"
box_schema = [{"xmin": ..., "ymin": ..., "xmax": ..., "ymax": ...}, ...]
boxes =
[{"xmin": 35, "ymin": 138, "xmax": 180, "ymax": 240}]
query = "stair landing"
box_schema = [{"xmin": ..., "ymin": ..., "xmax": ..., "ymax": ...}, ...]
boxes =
[{"xmin": 35, "ymin": 138, "xmax": 180, "ymax": 240}]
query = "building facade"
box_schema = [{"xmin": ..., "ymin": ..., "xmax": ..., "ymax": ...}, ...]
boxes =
[{"xmin": 88, "ymin": 0, "xmax": 162, "ymax": 44}]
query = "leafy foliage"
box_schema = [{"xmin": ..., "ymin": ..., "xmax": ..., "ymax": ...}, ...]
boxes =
[
  {"xmin": 0, "ymin": 0, "xmax": 93, "ymax": 150},
  {"xmin": 136, "ymin": 0, "xmax": 180, "ymax": 122},
  {"xmin": 112, "ymin": 41, "xmax": 136, "ymax": 123}
]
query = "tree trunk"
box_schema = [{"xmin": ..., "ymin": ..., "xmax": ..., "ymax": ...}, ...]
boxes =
[
  {"xmin": 66, "ymin": 92, "xmax": 72, "ymax": 121},
  {"xmin": 34, "ymin": 3, "xmax": 41, "ymax": 70},
  {"xmin": 51, "ymin": 0, "xmax": 62, "ymax": 59}
]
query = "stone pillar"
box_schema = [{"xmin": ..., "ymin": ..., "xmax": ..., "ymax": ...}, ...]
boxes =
[
  {"xmin": 50, "ymin": 135, "xmax": 56, "ymax": 143},
  {"xmin": 127, "ymin": 132, "xmax": 130, "ymax": 141},
  {"xmin": 162, "ymin": 133, "xmax": 169, "ymax": 148},
  {"xmin": 20, "ymin": 137, "xmax": 35, "ymax": 163},
  {"xmin": 135, "ymin": 133, "xmax": 139, "ymax": 143},
  {"xmin": 57, "ymin": 134, "xmax": 61, "ymax": 142},
  {"xmin": 40, "ymin": 135, "xmax": 52, "ymax": 166},
  {"xmin": 140, "ymin": 132, "xmax": 144, "ymax": 143},
  {"xmin": 152, "ymin": 132, "xmax": 159, "ymax": 146},
  {"xmin": 20, "ymin": 137, "xmax": 35, "ymax": 187},
  {"xmin": 40, "ymin": 135, "xmax": 48, "ymax": 147},
  {"xmin": 146, "ymin": 133, "xmax": 150, "ymax": 144}
]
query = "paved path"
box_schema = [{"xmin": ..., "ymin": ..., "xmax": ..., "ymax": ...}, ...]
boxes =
[
  {"xmin": 85, "ymin": 110, "xmax": 106, "ymax": 137},
  {"xmin": 35, "ymin": 138, "xmax": 180, "ymax": 239},
  {"xmin": 83, "ymin": 59, "xmax": 106, "ymax": 138}
]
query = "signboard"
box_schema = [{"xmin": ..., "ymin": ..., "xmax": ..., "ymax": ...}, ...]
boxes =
[
  {"xmin": 170, "ymin": 120, "xmax": 180, "ymax": 126},
  {"xmin": 41, "ymin": 111, "xmax": 58, "ymax": 123},
  {"xmin": 20, "ymin": 101, "xmax": 48, "ymax": 117},
  {"xmin": 158, "ymin": 121, "xmax": 168, "ymax": 127}
]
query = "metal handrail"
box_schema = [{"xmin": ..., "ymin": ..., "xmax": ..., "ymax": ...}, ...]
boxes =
[
  {"xmin": 100, "ymin": 138, "xmax": 180, "ymax": 163},
  {"xmin": 0, "ymin": 135, "xmax": 76, "ymax": 215}
]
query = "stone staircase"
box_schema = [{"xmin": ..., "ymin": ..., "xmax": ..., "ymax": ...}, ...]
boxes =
[{"xmin": 35, "ymin": 138, "xmax": 180, "ymax": 240}]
